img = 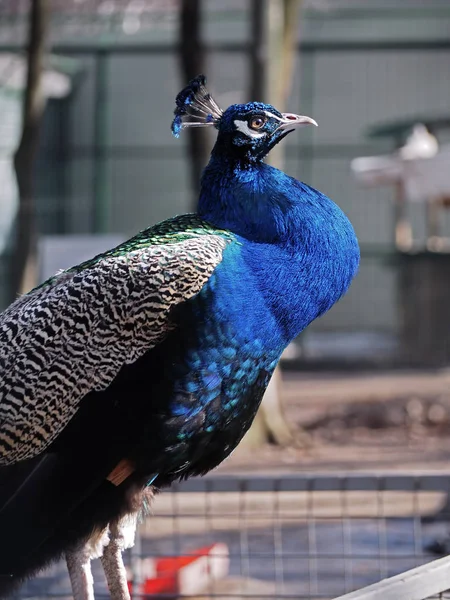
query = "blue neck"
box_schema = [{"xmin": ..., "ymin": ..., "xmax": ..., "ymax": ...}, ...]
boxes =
[
  {"xmin": 199, "ymin": 157, "xmax": 298, "ymax": 243},
  {"xmin": 199, "ymin": 155, "xmax": 353, "ymax": 249},
  {"xmin": 198, "ymin": 155, "xmax": 360, "ymax": 345}
]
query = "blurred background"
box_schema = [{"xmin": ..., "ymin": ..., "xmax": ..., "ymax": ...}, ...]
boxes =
[{"xmin": 4, "ymin": 1, "xmax": 450, "ymax": 599}]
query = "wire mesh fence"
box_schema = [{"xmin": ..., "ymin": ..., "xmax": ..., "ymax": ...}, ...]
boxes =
[{"xmin": 15, "ymin": 473, "xmax": 450, "ymax": 600}]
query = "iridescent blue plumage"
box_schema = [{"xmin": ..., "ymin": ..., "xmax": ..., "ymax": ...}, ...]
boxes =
[{"xmin": 159, "ymin": 165, "xmax": 359, "ymax": 461}]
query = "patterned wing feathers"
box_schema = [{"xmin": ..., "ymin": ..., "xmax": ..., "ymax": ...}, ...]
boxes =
[{"xmin": 0, "ymin": 224, "xmax": 230, "ymax": 464}]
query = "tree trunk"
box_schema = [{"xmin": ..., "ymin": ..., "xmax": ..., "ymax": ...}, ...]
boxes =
[
  {"xmin": 242, "ymin": 0, "xmax": 303, "ymax": 450},
  {"xmin": 178, "ymin": 0, "xmax": 210, "ymax": 205},
  {"xmin": 11, "ymin": 0, "xmax": 49, "ymax": 301}
]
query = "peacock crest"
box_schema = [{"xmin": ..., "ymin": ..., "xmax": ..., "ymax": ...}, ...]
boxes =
[{"xmin": 171, "ymin": 74, "xmax": 223, "ymax": 137}]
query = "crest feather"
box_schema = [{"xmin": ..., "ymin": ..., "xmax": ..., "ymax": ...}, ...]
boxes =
[{"xmin": 171, "ymin": 75, "xmax": 223, "ymax": 138}]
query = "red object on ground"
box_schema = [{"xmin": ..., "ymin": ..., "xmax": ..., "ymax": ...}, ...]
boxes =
[
  {"xmin": 128, "ymin": 543, "xmax": 229, "ymax": 596},
  {"xmin": 142, "ymin": 575, "xmax": 177, "ymax": 595}
]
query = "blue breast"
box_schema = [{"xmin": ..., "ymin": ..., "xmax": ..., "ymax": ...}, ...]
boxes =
[
  {"xmin": 165, "ymin": 259, "xmax": 280, "ymax": 440},
  {"xmin": 163, "ymin": 158, "xmax": 359, "ymax": 461},
  {"xmin": 198, "ymin": 159, "xmax": 360, "ymax": 346}
]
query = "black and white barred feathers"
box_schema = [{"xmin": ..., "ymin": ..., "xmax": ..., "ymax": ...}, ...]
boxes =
[{"xmin": 0, "ymin": 215, "xmax": 232, "ymax": 465}]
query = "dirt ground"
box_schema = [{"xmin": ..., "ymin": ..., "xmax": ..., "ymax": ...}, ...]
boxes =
[{"xmin": 219, "ymin": 369, "xmax": 450, "ymax": 474}]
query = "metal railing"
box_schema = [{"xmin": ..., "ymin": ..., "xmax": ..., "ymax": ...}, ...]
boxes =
[{"xmin": 332, "ymin": 556, "xmax": 450, "ymax": 600}]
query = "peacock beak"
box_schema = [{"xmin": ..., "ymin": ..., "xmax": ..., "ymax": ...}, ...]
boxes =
[{"xmin": 279, "ymin": 113, "xmax": 318, "ymax": 129}]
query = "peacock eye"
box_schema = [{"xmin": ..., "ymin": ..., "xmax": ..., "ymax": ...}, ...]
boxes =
[{"xmin": 249, "ymin": 116, "xmax": 266, "ymax": 130}]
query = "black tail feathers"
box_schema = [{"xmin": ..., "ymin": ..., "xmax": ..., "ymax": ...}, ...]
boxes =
[{"xmin": 0, "ymin": 453, "xmax": 123, "ymax": 597}]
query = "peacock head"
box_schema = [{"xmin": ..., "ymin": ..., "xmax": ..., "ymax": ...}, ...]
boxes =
[{"xmin": 171, "ymin": 75, "xmax": 317, "ymax": 163}]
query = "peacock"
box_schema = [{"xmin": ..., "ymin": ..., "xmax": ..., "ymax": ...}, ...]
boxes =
[{"xmin": 0, "ymin": 76, "xmax": 359, "ymax": 599}]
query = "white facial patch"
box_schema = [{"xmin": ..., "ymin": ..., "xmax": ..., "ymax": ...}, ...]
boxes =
[
  {"xmin": 263, "ymin": 110, "xmax": 283, "ymax": 121},
  {"xmin": 233, "ymin": 119, "xmax": 266, "ymax": 139}
]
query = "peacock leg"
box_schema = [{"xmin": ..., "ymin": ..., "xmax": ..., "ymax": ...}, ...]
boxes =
[
  {"xmin": 66, "ymin": 547, "xmax": 95, "ymax": 600},
  {"xmin": 66, "ymin": 528, "xmax": 110, "ymax": 600},
  {"xmin": 100, "ymin": 512, "xmax": 138, "ymax": 600}
]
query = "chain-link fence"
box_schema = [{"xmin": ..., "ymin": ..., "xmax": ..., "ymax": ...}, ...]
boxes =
[{"xmin": 13, "ymin": 473, "xmax": 450, "ymax": 600}]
